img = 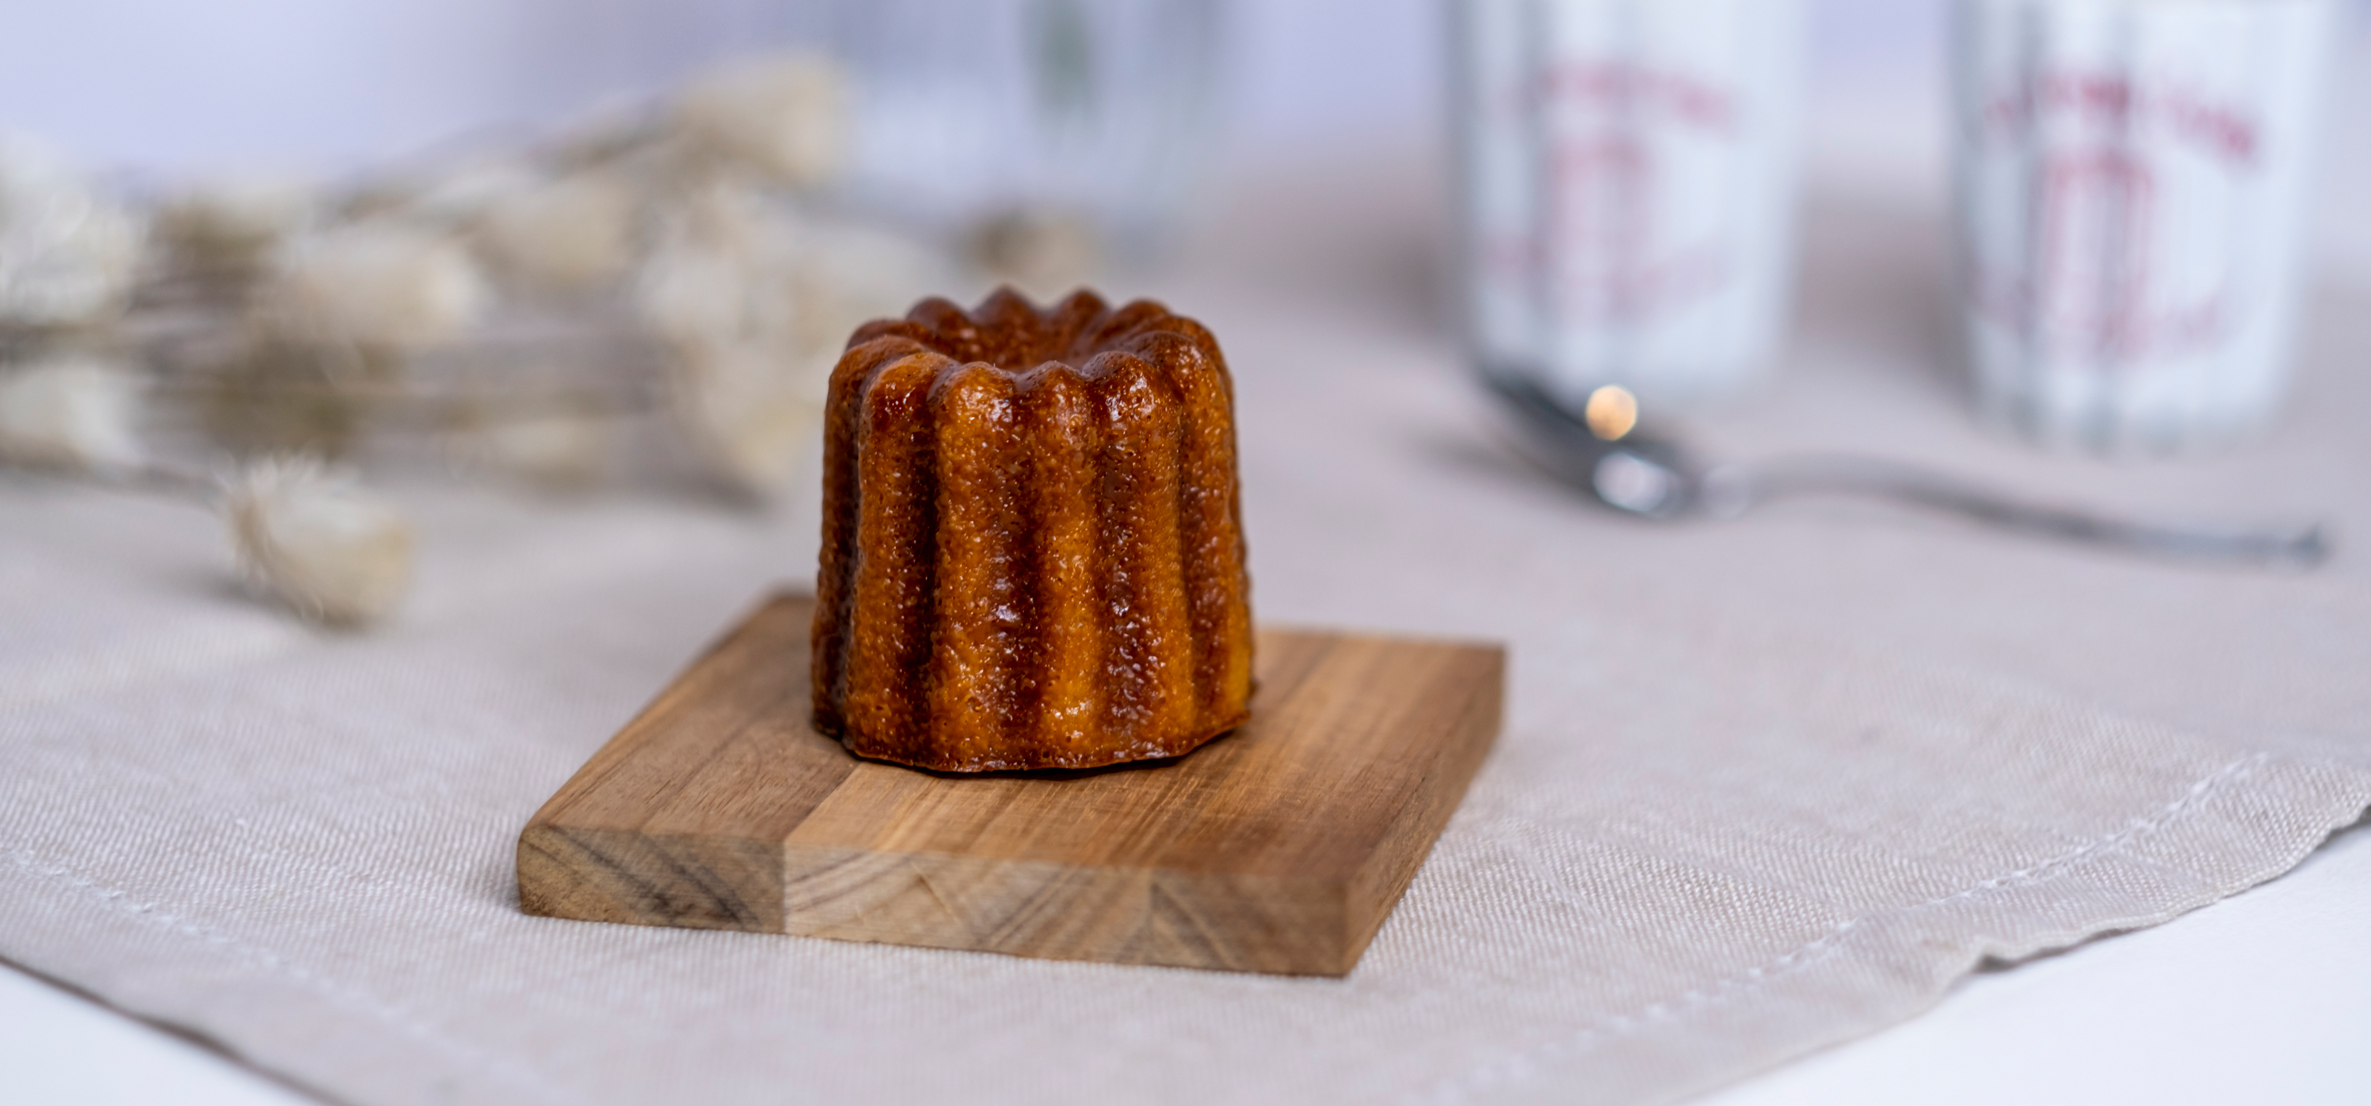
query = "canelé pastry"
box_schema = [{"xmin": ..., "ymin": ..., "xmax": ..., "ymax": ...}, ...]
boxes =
[{"xmin": 811, "ymin": 288, "xmax": 1254, "ymax": 772}]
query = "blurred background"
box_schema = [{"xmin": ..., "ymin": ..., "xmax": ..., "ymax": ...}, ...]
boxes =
[
  {"xmin": 8, "ymin": 0, "xmax": 2369, "ymax": 346},
  {"xmin": 0, "ymin": 2, "xmax": 2330, "ymax": 167},
  {"xmin": 0, "ymin": 2, "xmax": 2359, "ymax": 185},
  {"xmin": 4, "ymin": 0, "xmax": 2370, "ymax": 620},
  {"xmin": 5, "ymin": 2, "xmax": 1997, "ymax": 182},
  {"xmin": 8, "ymin": 0, "xmax": 2367, "ymax": 326}
]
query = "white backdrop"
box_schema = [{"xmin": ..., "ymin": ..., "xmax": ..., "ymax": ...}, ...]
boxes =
[{"xmin": 0, "ymin": 0, "xmax": 2123, "ymax": 176}]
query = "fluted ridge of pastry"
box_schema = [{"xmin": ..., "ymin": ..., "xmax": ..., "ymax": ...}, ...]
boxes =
[{"xmin": 812, "ymin": 288, "xmax": 1252, "ymax": 771}]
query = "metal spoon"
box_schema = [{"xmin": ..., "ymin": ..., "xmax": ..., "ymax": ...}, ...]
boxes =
[{"xmin": 1483, "ymin": 373, "xmax": 2330, "ymax": 570}]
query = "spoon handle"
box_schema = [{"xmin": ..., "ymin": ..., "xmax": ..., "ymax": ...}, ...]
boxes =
[
  {"xmin": 1716, "ymin": 455, "xmax": 2330, "ymax": 569},
  {"xmin": 1482, "ymin": 373, "xmax": 2329, "ymax": 569}
]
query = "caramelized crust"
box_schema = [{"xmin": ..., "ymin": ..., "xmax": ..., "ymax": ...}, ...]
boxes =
[{"xmin": 812, "ymin": 288, "xmax": 1254, "ymax": 771}]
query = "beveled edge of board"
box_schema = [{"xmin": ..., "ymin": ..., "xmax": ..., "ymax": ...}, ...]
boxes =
[{"xmin": 518, "ymin": 589, "xmax": 1504, "ymax": 976}]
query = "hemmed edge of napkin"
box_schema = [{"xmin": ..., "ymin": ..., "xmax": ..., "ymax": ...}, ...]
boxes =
[
  {"xmin": 1418, "ymin": 750, "xmax": 2371, "ymax": 1106},
  {"xmin": 0, "ymin": 843, "xmax": 582, "ymax": 1106},
  {"xmin": 6, "ymin": 751, "xmax": 2369, "ymax": 1106}
]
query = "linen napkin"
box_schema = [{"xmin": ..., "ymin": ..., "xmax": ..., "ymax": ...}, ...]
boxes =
[{"xmin": 4, "ymin": 167, "xmax": 2369, "ymax": 1106}]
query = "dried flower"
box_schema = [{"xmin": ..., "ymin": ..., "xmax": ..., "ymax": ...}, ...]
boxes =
[
  {"xmin": 669, "ymin": 342, "xmax": 825, "ymax": 501},
  {"xmin": 0, "ymin": 134, "xmax": 142, "ymax": 326},
  {"xmin": 156, "ymin": 175, "xmax": 317, "ymax": 274},
  {"xmin": 547, "ymin": 103, "xmax": 664, "ymax": 172},
  {"xmin": 263, "ymin": 221, "xmax": 487, "ymax": 348},
  {"xmin": 634, "ymin": 237, "xmax": 748, "ymax": 351},
  {"xmin": 786, "ymin": 218, "xmax": 952, "ymax": 348},
  {"xmin": 637, "ymin": 179, "xmax": 945, "ymax": 353},
  {"xmin": 0, "ymin": 354, "xmax": 145, "ymax": 474},
  {"xmin": 629, "ymin": 177, "xmax": 777, "ymax": 345},
  {"xmin": 967, "ymin": 207, "xmax": 1102, "ymax": 296},
  {"xmin": 478, "ymin": 405, "xmax": 613, "ymax": 489},
  {"xmin": 347, "ymin": 157, "xmax": 538, "ymax": 229},
  {"xmin": 198, "ymin": 329, "xmax": 374, "ymax": 459},
  {"xmin": 222, "ymin": 456, "xmax": 413, "ymax": 626},
  {"xmin": 633, "ymin": 181, "xmax": 945, "ymax": 500},
  {"xmin": 673, "ymin": 53, "xmax": 845, "ymax": 188},
  {"xmin": 474, "ymin": 172, "xmax": 639, "ymax": 292}
]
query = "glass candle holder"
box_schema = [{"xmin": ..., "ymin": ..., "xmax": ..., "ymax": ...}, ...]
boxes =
[{"xmin": 823, "ymin": 0, "xmax": 1223, "ymax": 261}]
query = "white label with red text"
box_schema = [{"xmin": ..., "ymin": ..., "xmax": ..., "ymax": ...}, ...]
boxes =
[
  {"xmin": 1456, "ymin": 0, "xmax": 1802, "ymax": 409},
  {"xmin": 1952, "ymin": 0, "xmax": 2331, "ymax": 450}
]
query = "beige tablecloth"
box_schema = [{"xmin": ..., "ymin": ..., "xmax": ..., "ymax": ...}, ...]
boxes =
[{"xmin": 5, "ymin": 160, "xmax": 2370, "ymax": 1106}]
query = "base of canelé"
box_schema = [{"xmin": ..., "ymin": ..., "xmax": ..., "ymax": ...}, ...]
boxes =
[{"xmin": 819, "ymin": 707, "xmax": 1253, "ymax": 774}]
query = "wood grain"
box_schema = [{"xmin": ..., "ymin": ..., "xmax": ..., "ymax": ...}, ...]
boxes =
[{"xmin": 518, "ymin": 592, "xmax": 1503, "ymax": 976}]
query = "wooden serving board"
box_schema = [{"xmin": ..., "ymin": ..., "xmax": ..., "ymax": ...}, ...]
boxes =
[{"xmin": 518, "ymin": 592, "xmax": 1503, "ymax": 976}]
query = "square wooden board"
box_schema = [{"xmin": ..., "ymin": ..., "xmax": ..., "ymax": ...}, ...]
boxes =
[{"xmin": 518, "ymin": 592, "xmax": 1503, "ymax": 976}]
